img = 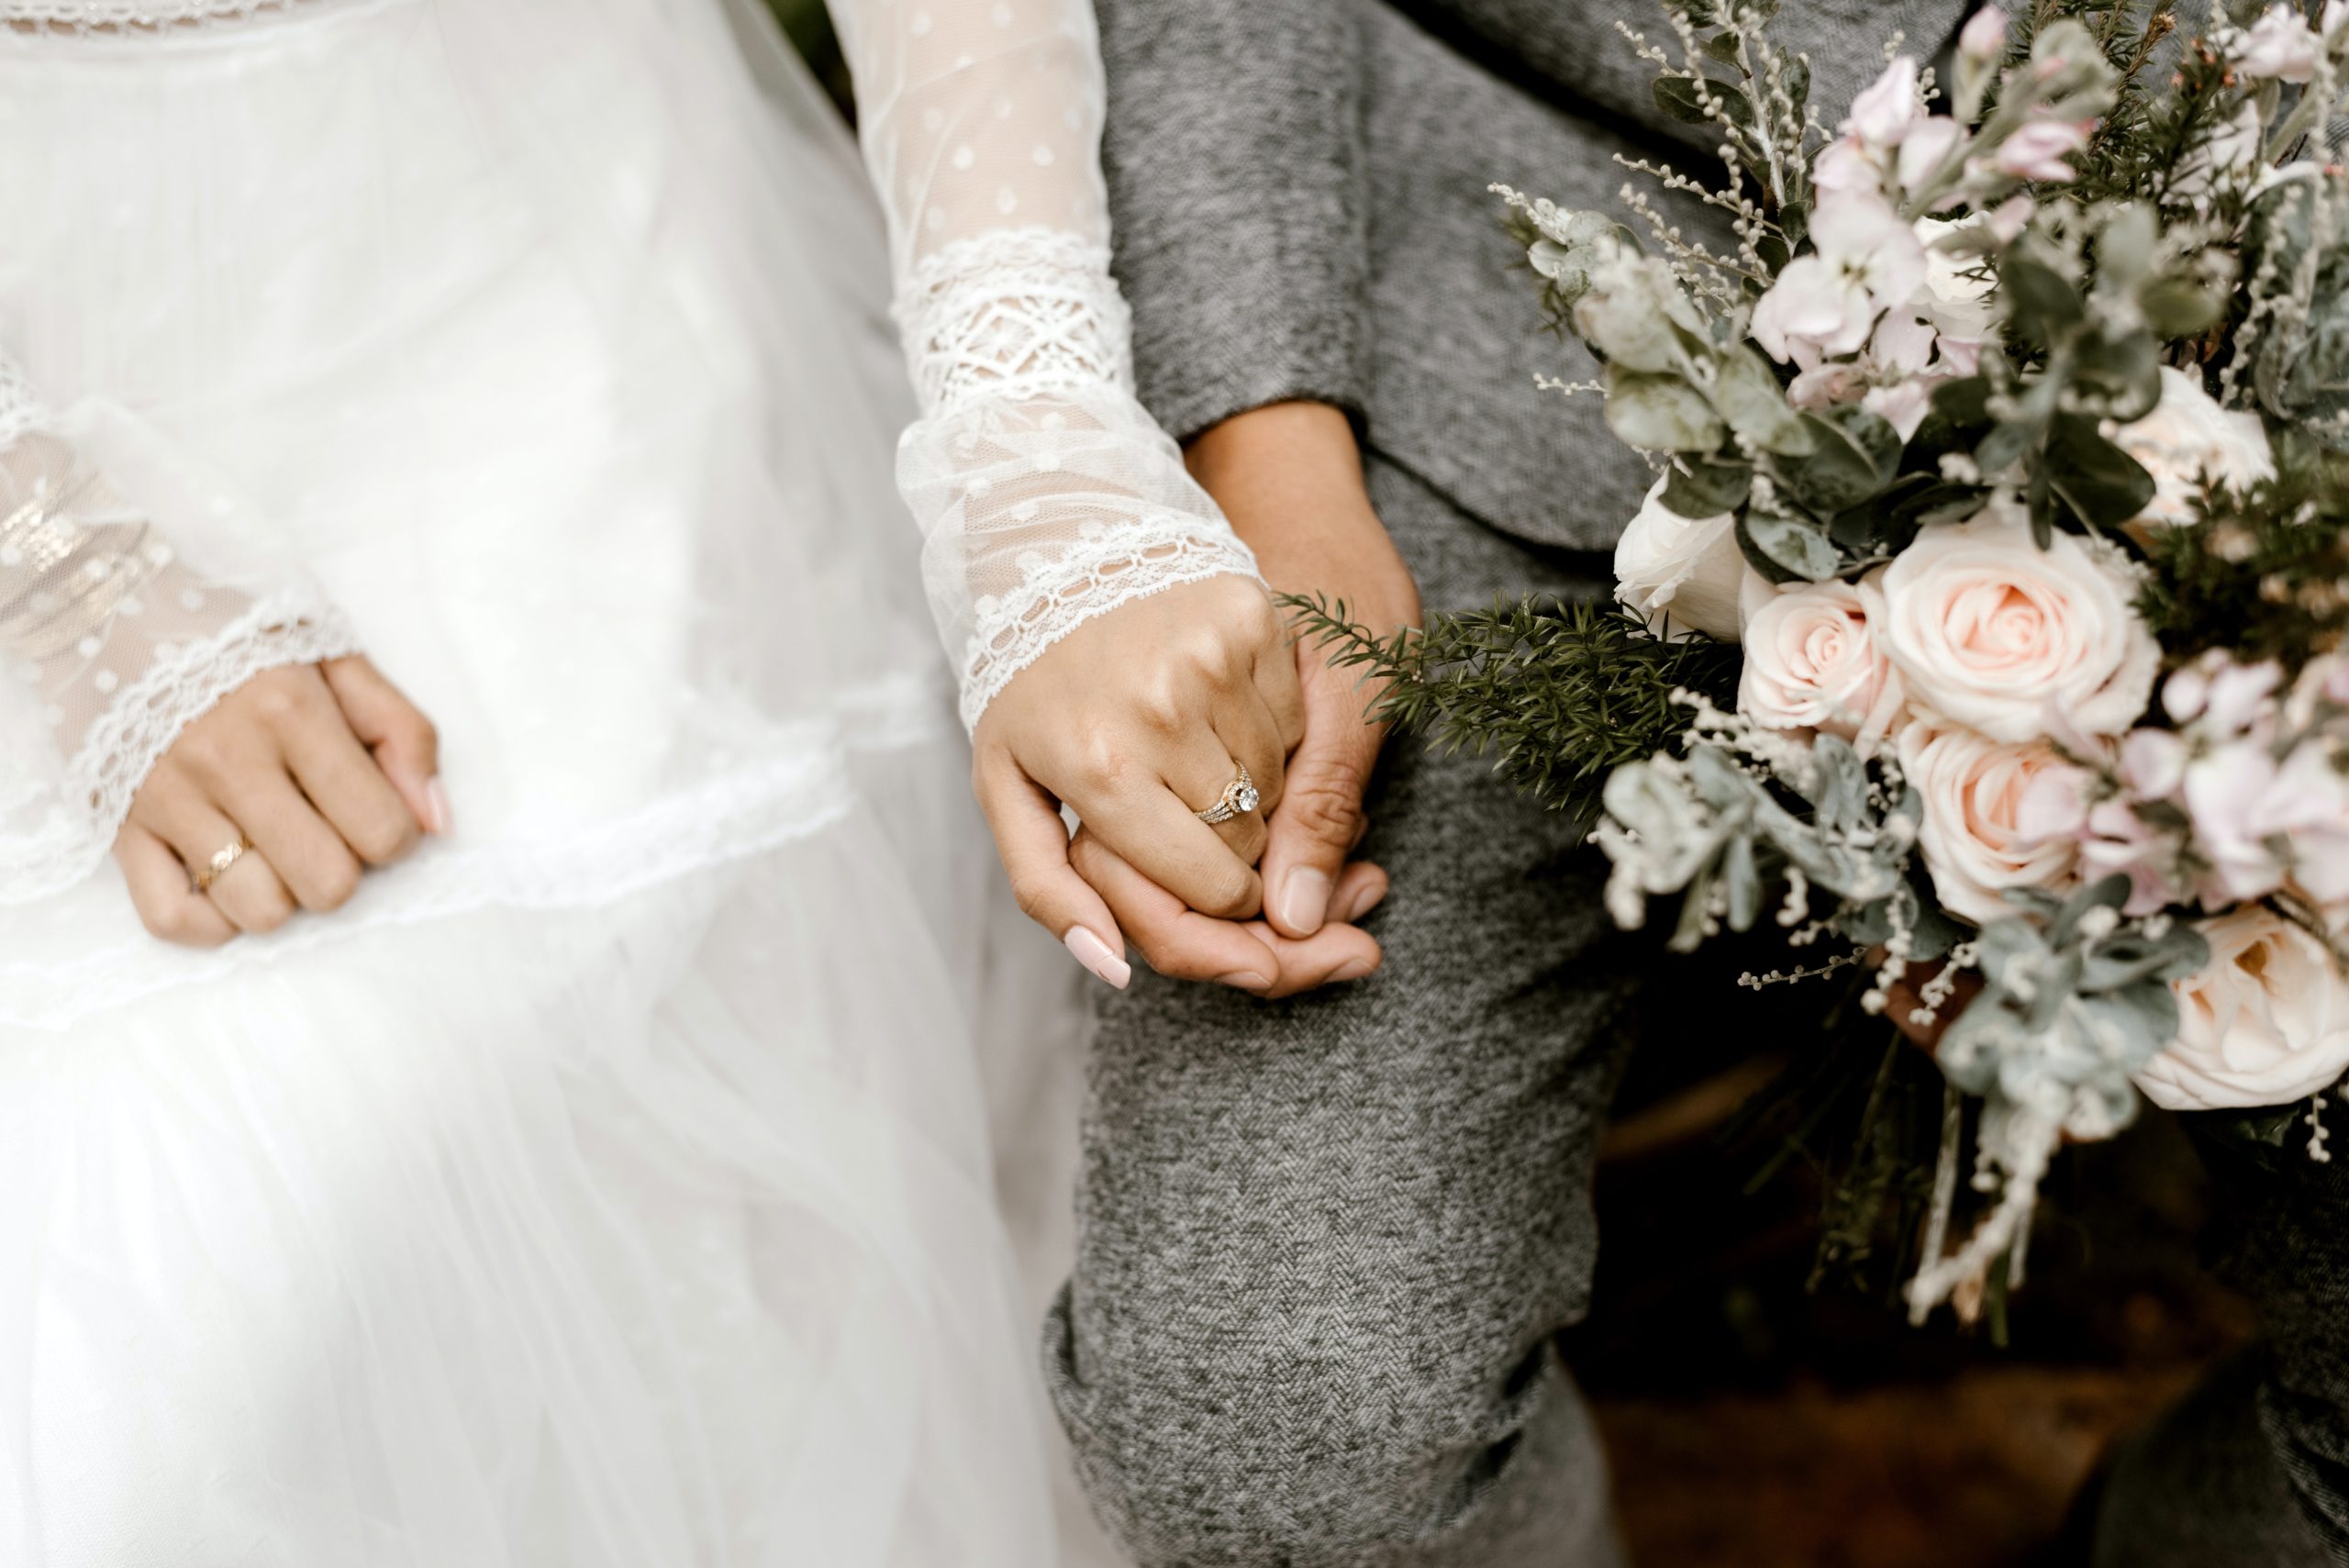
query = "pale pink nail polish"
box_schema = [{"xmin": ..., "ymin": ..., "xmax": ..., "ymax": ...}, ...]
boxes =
[
  {"xmin": 424, "ymin": 777, "xmax": 453, "ymax": 837},
  {"xmin": 1064, "ymin": 927, "xmax": 1131, "ymax": 990},
  {"xmin": 1279, "ymin": 867, "xmax": 1331, "ymax": 936}
]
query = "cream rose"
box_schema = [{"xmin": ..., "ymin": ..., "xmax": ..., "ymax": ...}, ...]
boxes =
[
  {"xmin": 1614, "ymin": 478, "xmax": 1751, "ymax": 641},
  {"xmin": 1879, "ymin": 505, "xmax": 2159, "ymax": 741},
  {"xmin": 1898, "ymin": 717, "xmax": 2082, "ymax": 925},
  {"xmin": 2111, "ymin": 365, "xmax": 2276, "ymax": 530},
  {"xmin": 2136, "ymin": 906, "xmax": 2349, "ymax": 1111},
  {"xmin": 1738, "ymin": 573, "xmax": 1906, "ymax": 749}
]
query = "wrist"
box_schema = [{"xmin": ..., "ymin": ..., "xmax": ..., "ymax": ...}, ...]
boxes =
[{"xmin": 1186, "ymin": 402, "xmax": 1419, "ymax": 630}]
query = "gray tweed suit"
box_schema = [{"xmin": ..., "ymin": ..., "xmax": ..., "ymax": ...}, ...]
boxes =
[{"xmin": 1038, "ymin": 5, "xmax": 1964, "ymax": 1567}]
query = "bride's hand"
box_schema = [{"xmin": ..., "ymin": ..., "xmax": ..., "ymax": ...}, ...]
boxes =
[
  {"xmin": 972, "ymin": 573, "xmax": 1304, "ymax": 986},
  {"xmin": 113, "ymin": 655, "xmax": 444, "ymax": 946}
]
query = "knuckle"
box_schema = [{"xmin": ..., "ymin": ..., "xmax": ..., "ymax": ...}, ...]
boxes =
[
  {"xmin": 1007, "ymin": 871, "xmax": 1055, "ymax": 925},
  {"xmin": 1282, "ymin": 766, "xmax": 1368, "ymax": 844},
  {"xmin": 246, "ymin": 675, "xmax": 307, "ymax": 728},
  {"xmin": 139, "ymin": 900, "xmax": 205, "ymax": 946},
  {"xmin": 1195, "ymin": 864, "xmax": 1257, "ymax": 920},
  {"xmin": 170, "ymin": 726, "xmax": 234, "ymax": 783},
  {"xmin": 309, "ymin": 855, "xmax": 362, "ymax": 912},
  {"xmin": 1072, "ymin": 734, "xmax": 1131, "ymax": 795},
  {"xmin": 351, "ymin": 807, "xmax": 418, "ymax": 866}
]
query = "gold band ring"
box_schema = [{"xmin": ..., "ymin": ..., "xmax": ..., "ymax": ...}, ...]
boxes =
[{"xmin": 190, "ymin": 835, "xmax": 253, "ymax": 895}]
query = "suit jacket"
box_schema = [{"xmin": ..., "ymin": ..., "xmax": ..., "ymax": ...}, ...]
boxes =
[{"xmin": 1095, "ymin": 0, "xmax": 1970, "ymax": 554}]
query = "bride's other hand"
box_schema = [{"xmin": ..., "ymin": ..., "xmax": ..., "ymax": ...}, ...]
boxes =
[
  {"xmin": 972, "ymin": 573, "xmax": 1304, "ymax": 987},
  {"xmin": 112, "ymin": 655, "xmax": 444, "ymax": 946}
]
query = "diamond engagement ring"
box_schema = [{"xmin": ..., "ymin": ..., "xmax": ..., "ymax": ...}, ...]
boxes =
[
  {"xmin": 1194, "ymin": 762, "xmax": 1260, "ymax": 826},
  {"xmin": 190, "ymin": 835, "xmax": 253, "ymax": 895}
]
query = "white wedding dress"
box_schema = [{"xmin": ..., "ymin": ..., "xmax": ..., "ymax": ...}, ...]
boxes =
[{"xmin": 0, "ymin": 0, "xmax": 1258, "ymax": 1562}]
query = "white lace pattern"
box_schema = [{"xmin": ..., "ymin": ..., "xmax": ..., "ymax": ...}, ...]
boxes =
[
  {"xmin": 836, "ymin": 0, "xmax": 1263, "ymax": 728},
  {"xmin": 897, "ymin": 228, "xmax": 1133, "ymax": 414},
  {"xmin": 0, "ymin": 0, "xmax": 315, "ymax": 29}
]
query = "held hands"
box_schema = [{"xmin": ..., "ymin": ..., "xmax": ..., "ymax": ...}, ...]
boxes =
[
  {"xmin": 114, "ymin": 655, "xmax": 444, "ymax": 946},
  {"xmin": 974, "ymin": 400, "xmax": 1420, "ymax": 998}
]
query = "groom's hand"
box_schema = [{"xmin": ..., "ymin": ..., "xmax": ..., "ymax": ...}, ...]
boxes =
[{"xmin": 1186, "ymin": 402, "xmax": 1421, "ymax": 942}]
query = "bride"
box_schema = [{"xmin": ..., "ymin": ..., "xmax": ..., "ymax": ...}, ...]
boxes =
[{"xmin": 0, "ymin": 0, "xmax": 1280, "ymax": 1561}]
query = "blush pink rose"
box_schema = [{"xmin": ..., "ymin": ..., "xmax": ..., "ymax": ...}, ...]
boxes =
[
  {"xmin": 1737, "ymin": 573, "xmax": 1906, "ymax": 750},
  {"xmin": 2138, "ymin": 906, "xmax": 2349, "ymax": 1111},
  {"xmin": 1879, "ymin": 506, "xmax": 2159, "ymax": 742},
  {"xmin": 1898, "ymin": 716, "xmax": 2083, "ymax": 925}
]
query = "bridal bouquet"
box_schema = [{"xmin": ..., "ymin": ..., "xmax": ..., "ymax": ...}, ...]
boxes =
[{"xmin": 1309, "ymin": 0, "xmax": 2349, "ymax": 1318}]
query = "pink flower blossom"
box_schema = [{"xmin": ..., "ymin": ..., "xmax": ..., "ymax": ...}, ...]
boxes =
[
  {"xmin": 2235, "ymin": 6, "xmax": 2323, "ymax": 82},
  {"xmin": 1864, "ymin": 382, "xmax": 1934, "ymax": 440},
  {"xmin": 1811, "ymin": 136, "xmax": 1879, "ymax": 197},
  {"xmin": 1995, "ymin": 119, "xmax": 2094, "ymax": 183},
  {"xmin": 2120, "ymin": 728, "xmax": 2188, "ymax": 798},
  {"xmin": 2184, "ymin": 742, "xmax": 2291, "ymax": 902},
  {"xmin": 1845, "ymin": 57, "xmax": 1927, "ymax": 147},
  {"xmin": 1896, "ymin": 117, "xmax": 1965, "ymax": 195},
  {"xmin": 2016, "ymin": 762, "xmax": 2094, "ymax": 842},
  {"xmin": 1751, "ymin": 256, "xmax": 1876, "ymax": 365},
  {"xmin": 1811, "ymin": 191, "xmax": 1929, "ymax": 306},
  {"xmin": 1959, "ymin": 6, "xmax": 2009, "ymax": 61},
  {"xmin": 2075, "ymin": 797, "xmax": 2189, "ymax": 916},
  {"xmin": 1986, "ymin": 195, "xmax": 2037, "ymax": 243}
]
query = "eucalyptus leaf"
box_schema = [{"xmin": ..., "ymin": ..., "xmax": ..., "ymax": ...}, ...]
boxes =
[
  {"xmin": 2072, "ymin": 328, "xmax": 2163, "ymax": 422},
  {"xmin": 2045, "ymin": 413, "xmax": 2157, "ymax": 529},
  {"xmin": 1724, "ymin": 833, "xmax": 1763, "ymax": 931},
  {"xmin": 2139, "ymin": 276, "xmax": 2224, "ymax": 339},
  {"xmin": 1606, "ymin": 368, "xmax": 1728, "ymax": 451},
  {"xmin": 1710, "ymin": 344, "xmax": 1812, "ymax": 455},
  {"xmin": 1783, "ymin": 407, "xmax": 1899, "ymax": 511},
  {"xmin": 1654, "ymin": 74, "xmax": 1755, "ymax": 128},
  {"xmin": 1738, "ymin": 507, "xmax": 1840, "ymax": 583},
  {"xmin": 1661, "ymin": 456, "xmax": 1753, "ymax": 517},
  {"xmin": 2000, "ymin": 252, "xmax": 2087, "ymax": 346}
]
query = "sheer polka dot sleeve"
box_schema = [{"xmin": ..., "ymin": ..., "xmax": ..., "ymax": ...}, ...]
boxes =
[
  {"xmin": 0, "ymin": 361, "xmax": 356, "ymax": 903},
  {"xmin": 829, "ymin": 0, "xmax": 1262, "ymax": 728}
]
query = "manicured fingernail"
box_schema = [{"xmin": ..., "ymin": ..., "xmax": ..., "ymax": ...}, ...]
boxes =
[
  {"xmin": 424, "ymin": 777, "xmax": 453, "ymax": 837},
  {"xmin": 1064, "ymin": 927, "xmax": 1131, "ymax": 990},
  {"xmin": 1329, "ymin": 958, "xmax": 1376, "ymax": 984},
  {"xmin": 1217, "ymin": 970, "xmax": 1274, "ymax": 992},
  {"xmin": 1279, "ymin": 867, "xmax": 1331, "ymax": 936},
  {"xmin": 1337, "ymin": 878, "xmax": 1390, "ymax": 924}
]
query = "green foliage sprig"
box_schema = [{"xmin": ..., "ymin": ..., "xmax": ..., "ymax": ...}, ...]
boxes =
[
  {"xmin": 1282, "ymin": 594, "xmax": 1741, "ymax": 817},
  {"xmin": 2138, "ymin": 477, "xmax": 2349, "ymax": 667}
]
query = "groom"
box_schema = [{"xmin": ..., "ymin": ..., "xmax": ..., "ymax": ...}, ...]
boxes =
[{"xmin": 1037, "ymin": 3, "xmax": 1964, "ymax": 1565}]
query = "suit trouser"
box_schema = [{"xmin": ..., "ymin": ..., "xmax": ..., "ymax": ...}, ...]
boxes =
[
  {"xmin": 1043, "ymin": 457, "xmax": 1639, "ymax": 1568},
  {"xmin": 2092, "ymin": 1124, "xmax": 2349, "ymax": 1567}
]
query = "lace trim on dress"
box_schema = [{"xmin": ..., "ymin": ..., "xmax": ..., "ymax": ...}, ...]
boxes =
[
  {"xmin": 896, "ymin": 228, "xmax": 1135, "ymax": 416},
  {"xmin": 0, "ymin": 0, "xmax": 315, "ymax": 28},
  {"xmin": 960, "ymin": 513, "xmax": 1259, "ymax": 728},
  {"xmin": 0, "ymin": 584, "xmax": 358, "ymax": 904},
  {"xmin": 72, "ymin": 583, "xmax": 357, "ymax": 835}
]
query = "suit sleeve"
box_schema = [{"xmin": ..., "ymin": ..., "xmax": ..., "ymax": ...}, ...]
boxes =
[{"xmin": 1093, "ymin": 0, "xmax": 1374, "ymax": 444}]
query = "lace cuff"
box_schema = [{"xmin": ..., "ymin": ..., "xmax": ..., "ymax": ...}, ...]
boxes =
[
  {"xmin": 0, "ymin": 413, "xmax": 359, "ymax": 903},
  {"xmin": 894, "ymin": 227, "xmax": 1264, "ymax": 728}
]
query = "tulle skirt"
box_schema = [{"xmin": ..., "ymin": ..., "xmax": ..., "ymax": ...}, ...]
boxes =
[{"xmin": 0, "ymin": 2, "xmax": 1070, "ymax": 1562}]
